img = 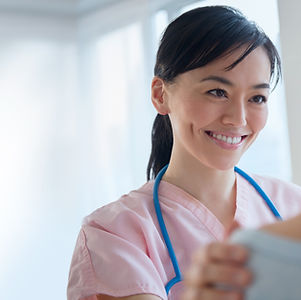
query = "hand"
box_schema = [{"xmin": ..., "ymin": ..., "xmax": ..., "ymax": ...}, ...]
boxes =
[{"xmin": 181, "ymin": 242, "xmax": 252, "ymax": 300}]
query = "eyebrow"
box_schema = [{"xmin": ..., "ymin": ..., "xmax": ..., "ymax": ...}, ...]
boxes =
[{"xmin": 200, "ymin": 75, "xmax": 270, "ymax": 90}]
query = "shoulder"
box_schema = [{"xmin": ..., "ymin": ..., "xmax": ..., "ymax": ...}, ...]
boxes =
[
  {"xmin": 249, "ymin": 173, "xmax": 301, "ymax": 218},
  {"xmin": 82, "ymin": 181, "xmax": 158, "ymax": 244},
  {"xmin": 85, "ymin": 181, "xmax": 154, "ymax": 223},
  {"xmin": 251, "ymin": 173, "xmax": 301, "ymax": 197}
]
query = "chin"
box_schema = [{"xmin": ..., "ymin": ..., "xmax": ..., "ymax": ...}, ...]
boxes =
[{"xmin": 205, "ymin": 157, "xmax": 242, "ymax": 171}]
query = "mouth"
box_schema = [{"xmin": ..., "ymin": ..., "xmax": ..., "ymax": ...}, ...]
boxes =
[{"xmin": 205, "ymin": 131, "xmax": 248, "ymax": 145}]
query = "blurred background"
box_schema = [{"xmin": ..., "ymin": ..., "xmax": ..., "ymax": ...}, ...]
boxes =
[{"xmin": 0, "ymin": 0, "xmax": 299, "ymax": 299}]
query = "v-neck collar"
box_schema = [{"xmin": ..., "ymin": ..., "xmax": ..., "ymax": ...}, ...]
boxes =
[{"xmin": 148, "ymin": 171, "xmax": 253, "ymax": 241}]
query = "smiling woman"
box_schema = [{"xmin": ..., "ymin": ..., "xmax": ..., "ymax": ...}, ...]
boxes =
[
  {"xmin": 152, "ymin": 46, "xmax": 270, "ymax": 173},
  {"xmin": 67, "ymin": 5, "xmax": 301, "ymax": 300}
]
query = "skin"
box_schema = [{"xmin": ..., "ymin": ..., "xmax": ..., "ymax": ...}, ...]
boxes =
[
  {"xmin": 97, "ymin": 295, "xmax": 161, "ymax": 300},
  {"xmin": 261, "ymin": 213, "xmax": 301, "ymax": 240},
  {"xmin": 97, "ymin": 46, "xmax": 271, "ymax": 300}
]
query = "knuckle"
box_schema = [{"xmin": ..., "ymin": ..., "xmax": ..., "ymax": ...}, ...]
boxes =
[
  {"xmin": 196, "ymin": 263, "xmax": 208, "ymax": 285},
  {"xmin": 205, "ymin": 242, "xmax": 221, "ymax": 261},
  {"xmin": 207, "ymin": 241, "xmax": 218, "ymax": 254},
  {"xmin": 191, "ymin": 248, "xmax": 204, "ymax": 263},
  {"xmin": 199, "ymin": 263, "xmax": 208, "ymax": 279},
  {"xmin": 185, "ymin": 266, "xmax": 201, "ymax": 284},
  {"xmin": 180, "ymin": 287, "xmax": 198, "ymax": 300}
]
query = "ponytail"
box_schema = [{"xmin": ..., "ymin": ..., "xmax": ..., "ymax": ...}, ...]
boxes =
[{"xmin": 147, "ymin": 114, "xmax": 173, "ymax": 180}]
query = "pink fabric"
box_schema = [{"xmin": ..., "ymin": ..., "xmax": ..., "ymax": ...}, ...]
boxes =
[{"xmin": 67, "ymin": 173, "xmax": 301, "ymax": 300}]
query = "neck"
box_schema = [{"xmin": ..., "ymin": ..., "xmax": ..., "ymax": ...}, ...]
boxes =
[{"xmin": 162, "ymin": 156, "xmax": 237, "ymax": 226}]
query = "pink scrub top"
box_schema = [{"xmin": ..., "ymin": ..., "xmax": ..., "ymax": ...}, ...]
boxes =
[{"xmin": 67, "ymin": 173, "xmax": 301, "ymax": 300}]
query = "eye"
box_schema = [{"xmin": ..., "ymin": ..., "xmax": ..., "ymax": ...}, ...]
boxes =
[
  {"xmin": 249, "ymin": 95, "xmax": 267, "ymax": 104},
  {"xmin": 207, "ymin": 89, "xmax": 227, "ymax": 98}
]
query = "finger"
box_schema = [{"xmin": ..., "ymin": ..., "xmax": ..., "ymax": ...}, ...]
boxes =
[
  {"xmin": 184, "ymin": 262, "xmax": 203, "ymax": 285},
  {"xmin": 201, "ymin": 263, "xmax": 252, "ymax": 288},
  {"xmin": 203, "ymin": 242, "xmax": 249, "ymax": 263},
  {"xmin": 185, "ymin": 259, "xmax": 252, "ymax": 288},
  {"xmin": 182, "ymin": 286, "xmax": 243, "ymax": 300}
]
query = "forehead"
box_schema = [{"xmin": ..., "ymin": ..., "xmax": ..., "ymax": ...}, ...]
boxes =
[
  {"xmin": 179, "ymin": 46, "xmax": 271, "ymax": 85},
  {"xmin": 208, "ymin": 46, "xmax": 270, "ymax": 72}
]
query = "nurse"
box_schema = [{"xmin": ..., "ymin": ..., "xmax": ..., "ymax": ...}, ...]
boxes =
[{"xmin": 67, "ymin": 5, "xmax": 301, "ymax": 300}]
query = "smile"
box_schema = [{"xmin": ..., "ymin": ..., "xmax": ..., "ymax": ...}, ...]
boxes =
[{"xmin": 205, "ymin": 131, "xmax": 248, "ymax": 146}]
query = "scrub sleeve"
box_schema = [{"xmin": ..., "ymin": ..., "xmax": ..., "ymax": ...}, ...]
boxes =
[{"xmin": 67, "ymin": 226, "xmax": 167, "ymax": 300}]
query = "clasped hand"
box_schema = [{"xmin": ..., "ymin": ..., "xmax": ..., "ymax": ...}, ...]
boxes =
[{"xmin": 182, "ymin": 242, "xmax": 252, "ymax": 300}]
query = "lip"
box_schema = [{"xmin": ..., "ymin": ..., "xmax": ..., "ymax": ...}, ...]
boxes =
[
  {"xmin": 205, "ymin": 130, "xmax": 249, "ymax": 150},
  {"xmin": 207, "ymin": 130, "xmax": 249, "ymax": 138}
]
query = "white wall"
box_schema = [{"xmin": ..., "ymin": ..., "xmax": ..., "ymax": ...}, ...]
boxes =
[
  {"xmin": 278, "ymin": 0, "xmax": 301, "ymax": 185},
  {"xmin": 0, "ymin": 11, "xmax": 82, "ymax": 300}
]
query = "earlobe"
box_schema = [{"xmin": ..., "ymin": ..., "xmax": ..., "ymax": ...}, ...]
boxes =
[{"xmin": 151, "ymin": 77, "xmax": 170, "ymax": 115}]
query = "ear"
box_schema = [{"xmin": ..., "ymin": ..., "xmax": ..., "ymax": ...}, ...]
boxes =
[{"xmin": 151, "ymin": 76, "xmax": 170, "ymax": 115}]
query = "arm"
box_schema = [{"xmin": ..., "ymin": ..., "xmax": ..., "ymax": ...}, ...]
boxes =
[
  {"xmin": 260, "ymin": 213, "xmax": 301, "ymax": 240},
  {"xmin": 97, "ymin": 294, "xmax": 161, "ymax": 300}
]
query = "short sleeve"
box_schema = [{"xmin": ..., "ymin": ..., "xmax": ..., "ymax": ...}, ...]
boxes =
[
  {"xmin": 67, "ymin": 229, "xmax": 97, "ymax": 300},
  {"xmin": 67, "ymin": 224, "xmax": 167, "ymax": 300}
]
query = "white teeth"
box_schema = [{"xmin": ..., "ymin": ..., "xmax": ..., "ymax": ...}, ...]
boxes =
[{"xmin": 212, "ymin": 133, "xmax": 242, "ymax": 144}]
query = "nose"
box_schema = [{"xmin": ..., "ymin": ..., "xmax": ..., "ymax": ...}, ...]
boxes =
[{"xmin": 221, "ymin": 100, "xmax": 247, "ymax": 127}]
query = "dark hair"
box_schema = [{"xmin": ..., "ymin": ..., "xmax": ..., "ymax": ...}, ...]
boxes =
[{"xmin": 147, "ymin": 5, "xmax": 281, "ymax": 180}]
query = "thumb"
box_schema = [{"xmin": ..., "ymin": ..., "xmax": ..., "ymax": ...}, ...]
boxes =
[{"xmin": 224, "ymin": 220, "xmax": 241, "ymax": 240}]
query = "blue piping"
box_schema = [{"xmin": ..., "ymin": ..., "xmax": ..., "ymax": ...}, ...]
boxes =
[
  {"xmin": 234, "ymin": 166, "xmax": 282, "ymax": 220},
  {"xmin": 153, "ymin": 165, "xmax": 182, "ymax": 294}
]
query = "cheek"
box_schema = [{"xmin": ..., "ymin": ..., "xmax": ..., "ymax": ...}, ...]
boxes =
[
  {"xmin": 183, "ymin": 101, "xmax": 216, "ymax": 122},
  {"xmin": 170, "ymin": 103, "xmax": 207, "ymax": 137},
  {"xmin": 170, "ymin": 100, "xmax": 201, "ymax": 123},
  {"xmin": 250, "ymin": 108, "xmax": 268, "ymax": 132}
]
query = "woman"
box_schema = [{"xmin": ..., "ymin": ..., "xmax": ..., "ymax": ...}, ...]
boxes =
[{"xmin": 67, "ymin": 6, "xmax": 301, "ymax": 300}]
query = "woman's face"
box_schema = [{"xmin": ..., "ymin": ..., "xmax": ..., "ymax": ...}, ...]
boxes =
[{"xmin": 160, "ymin": 46, "xmax": 271, "ymax": 170}]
